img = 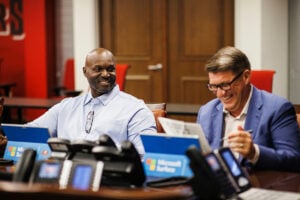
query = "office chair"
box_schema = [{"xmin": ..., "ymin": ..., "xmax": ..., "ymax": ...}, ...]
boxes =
[
  {"xmin": 54, "ymin": 58, "xmax": 82, "ymax": 97},
  {"xmin": 147, "ymin": 103, "xmax": 167, "ymax": 133},
  {"xmin": 250, "ymin": 70, "xmax": 275, "ymax": 93},
  {"xmin": 115, "ymin": 64, "xmax": 130, "ymax": 91}
]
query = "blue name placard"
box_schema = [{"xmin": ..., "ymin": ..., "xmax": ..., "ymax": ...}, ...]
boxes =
[
  {"xmin": 143, "ymin": 152, "xmax": 193, "ymax": 178},
  {"xmin": 3, "ymin": 141, "xmax": 51, "ymax": 163}
]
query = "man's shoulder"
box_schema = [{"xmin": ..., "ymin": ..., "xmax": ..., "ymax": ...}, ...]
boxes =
[
  {"xmin": 252, "ymin": 88, "xmax": 293, "ymax": 112},
  {"xmin": 118, "ymin": 91, "xmax": 145, "ymax": 104},
  {"xmin": 197, "ymin": 99, "xmax": 222, "ymax": 118},
  {"xmin": 58, "ymin": 94, "xmax": 86, "ymax": 106},
  {"xmin": 201, "ymin": 98, "xmax": 221, "ymax": 111},
  {"xmin": 254, "ymin": 88, "xmax": 291, "ymax": 105}
]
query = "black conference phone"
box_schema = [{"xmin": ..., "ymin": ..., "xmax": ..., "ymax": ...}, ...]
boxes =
[
  {"xmin": 186, "ymin": 146, "xmax": 251, "ymax": 200},
  {"xmin": 92, "ymin": 140, "xmax": 145, "ymax": 187},
  {"xmin": 0, "ymin": 134, "xmax": 146, "ymax": 190}
]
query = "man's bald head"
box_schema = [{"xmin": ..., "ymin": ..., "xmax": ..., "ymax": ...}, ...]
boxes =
[{"xmin": 85, "ymin": 48, "xmax": 115, "ymax": 67}]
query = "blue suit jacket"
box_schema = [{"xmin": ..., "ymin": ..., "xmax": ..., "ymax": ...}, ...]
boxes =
[{"xmin": 197, "ymin": 86, "xmax": 300, "ymax": 172}]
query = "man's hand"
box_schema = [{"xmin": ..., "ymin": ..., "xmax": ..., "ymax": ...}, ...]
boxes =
[{"xmin": 227, "ymin": 126, "xmax": 255, "ymax": 159}]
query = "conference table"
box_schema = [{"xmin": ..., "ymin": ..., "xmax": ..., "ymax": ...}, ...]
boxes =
[
  {"xmin": 248, "ymin": 170, "xmax": 300, "ymax": 193},
  {"xmin": 1, "ymin": 97, "xmax": 300, "ymax": 198},
  {"xmin": 3, "ymin": 97, "xmax": 60, "ymax": 109},
  {"xmin": 3, "ymin": 97, "xmax": 201, "ymax": 123},
  {"xmin": 3, "ymin": 97, "xmax": 61, "ymax": 123},
  {"xmin": 166, "ymin": 103, "xmax": 199, "ymax": 116},
  {"xmin": 0, "ymin": 169, "xmax": 299, "ymax": 199},
  {"xmin": 0, "ymin": 182, "xmax": 192, "ymax": 200},
  {"xmin": 3, "ymin": 97, "xmax": 200, "ymax": 114}
]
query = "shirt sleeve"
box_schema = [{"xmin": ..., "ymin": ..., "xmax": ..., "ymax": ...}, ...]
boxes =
[
  {"xmin": 127, "ymin": 105, "xmax": 157, "ymax": 157},
  {"xmin": 26, "ymin": 102, "xmax": 62, "ymax": 137}
]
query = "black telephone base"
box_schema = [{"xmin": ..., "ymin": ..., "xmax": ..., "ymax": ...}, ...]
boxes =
[{"xmin": 0, "ymin": 158, "xmax": 13, "ymax": 166}]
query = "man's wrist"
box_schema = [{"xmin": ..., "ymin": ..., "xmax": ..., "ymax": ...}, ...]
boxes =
[
  {"xmin": 248, "ymin": 144, "xmax": 259, "ymax": 164},
  {"xmin": 248, "ymin": 144, "xmax": 256, "ymax": 159}
]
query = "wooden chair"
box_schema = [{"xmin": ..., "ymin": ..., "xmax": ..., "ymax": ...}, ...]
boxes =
[
  {"xmin": 147, "ymin": 103, "xmax": 167, "ymax": 133},
  {"xmin": 293, "ymin": 104, "xmax": 300, "ymax": 129},
  {"xmin": 250, "ymin": 70, "xmax": 276, "ymax": 93},
  {"xmin": 296, "ymin": 114, "xmax": 300, "ymax": 129}
]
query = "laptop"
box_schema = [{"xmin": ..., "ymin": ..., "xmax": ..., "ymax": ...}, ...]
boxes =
[
  {"xmin": 140, "ymin": 133, "xmax": 201, "ymax": 183},
  {"xmin": 1, "ymin": 124, "xmax": 52, "ymax": 164}
]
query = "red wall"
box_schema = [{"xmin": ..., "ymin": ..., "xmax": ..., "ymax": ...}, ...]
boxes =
[
  {"xmin": 23, "ymin": 0, "xmax": 48, "ymax": 98},
  {"xmin": 0, "ymin": 0, "xmax": 51, "ymax": 120},
  {"xmin": 0, "ymin": 0, "xmax": 25, "ymax": 96}
]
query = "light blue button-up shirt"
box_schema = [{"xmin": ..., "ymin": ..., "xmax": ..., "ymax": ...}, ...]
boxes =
[{"xmin": 27, "ymin": 85, "xmax": 157, "ymax": 155}]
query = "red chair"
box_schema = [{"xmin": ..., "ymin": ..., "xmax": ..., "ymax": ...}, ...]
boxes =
[
  {"xmin": 54, "ymin": 58, "xmax": 82, "ymax": 97},
  {"xmin": 63, "ymin": 58, "xmax": 75, "ymax": 92},
  {"xmin": 250, "ymin": 70, "xmax": 275, "ymax": 93},
  {"xmin": 116, "ymin": 64, "xmax": 130, "ymax": 91}
]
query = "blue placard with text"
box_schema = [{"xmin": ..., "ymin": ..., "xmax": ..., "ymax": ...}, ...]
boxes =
[
  {"xmin": 143, "ymin": 152, "xmax": 193, "ymax": 178},
  {"xmin": 3, "ymin": 141, "xmax": 51, "ymax": 163}
]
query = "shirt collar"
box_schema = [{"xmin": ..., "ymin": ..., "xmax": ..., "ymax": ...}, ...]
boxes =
[
  {"xmin": 223, "ymin": 85, "xmax": 253, "ymax": 118},
  {"xmin": 84, "ymin": 85, "xmax": 120, "ymax": 106}
]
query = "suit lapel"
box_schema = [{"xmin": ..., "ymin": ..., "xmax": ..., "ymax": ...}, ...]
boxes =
[
  {"xmin": 210, "ymin": 103, "xmax": 225, "ymax": 148},
  {"xmin": 245, "ymin": 87, "xmax": 263, "ymax": 140}
]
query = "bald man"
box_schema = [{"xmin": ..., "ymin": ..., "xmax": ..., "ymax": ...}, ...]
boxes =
[{"xmin": 28, "ymin": 48, "xmax": 157, "ymax": 156}]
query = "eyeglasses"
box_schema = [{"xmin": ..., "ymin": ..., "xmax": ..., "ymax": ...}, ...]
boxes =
[
  {"xmin": 85, "ymin": 110, "xmax": 94, "ymax": 133},
  {"xmin": 207, "ymin": 71, "xmax": 244, "ymax": 92}
]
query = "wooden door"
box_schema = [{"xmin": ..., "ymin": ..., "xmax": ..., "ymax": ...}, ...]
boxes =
[
  {"xmin": 99, "ymin": 0, "xmax": 167, "ymax": 102},
  {"xmin": 99, "ymin": 0, "xmax": 233, "ymax": 105},
  {"xmin": 168, "ymin": 0, "xmax": 234, "ymax": 104}
]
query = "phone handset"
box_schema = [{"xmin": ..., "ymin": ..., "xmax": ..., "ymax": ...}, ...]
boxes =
[
  {"xmin": 12, "ymin": 148, "xmax": 36, "ymax": 183},
  {"xmin": 96, "ymin": 134, "xmax": 117, "ymax": 148},
  {"xmin": 185, "ymin": 145, "xmax": 221, "ymax": 200},
  {"xmin": 47, "ymin": 134, "xmax": 118, "ymax": 161},
  {"xmin": 120, "ymin": 140, "xmax": 146, "ymax": 185}
]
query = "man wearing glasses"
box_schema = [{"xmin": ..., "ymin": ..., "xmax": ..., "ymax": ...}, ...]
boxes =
[
  {"xmin": 197, "ymin": 46, "xmax": 300, "ymax": 172},
  {"xmin": 27, "ymin": 48, "xmax": 156, "ymax": 157}
]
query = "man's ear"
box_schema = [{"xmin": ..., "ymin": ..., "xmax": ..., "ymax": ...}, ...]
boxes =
[
  {"xmin": 244, "ymin": 69, "xmax": 251, "ymax": 84},
  {"xmin": 83, "ymin": 67, "xmax": 87, "ymax": 77}
]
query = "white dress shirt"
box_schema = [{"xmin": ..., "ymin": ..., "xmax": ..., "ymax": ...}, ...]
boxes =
[
  {"xmin": 223, "ymin": 86, "xmax": 259, "ymax": 163},
  {"xmin": 27, "ymin": 85, "xmax": 157, "ymax": 156}
]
